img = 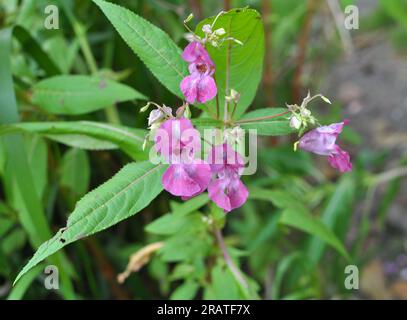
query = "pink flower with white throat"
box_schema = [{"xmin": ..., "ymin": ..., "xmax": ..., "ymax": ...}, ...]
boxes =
[
  {"xmin": 299, "ymin": 120, "xmax": 352, "ymax": 173},
  {"xmin": 180, "ymin": 41, "xmax": 217, "ymax": 104},
  {"xmin": 207, "ymin": 143, "xmax": 249, "ymax": 213}
]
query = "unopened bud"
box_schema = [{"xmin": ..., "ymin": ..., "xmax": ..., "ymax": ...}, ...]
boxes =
[
  {"xmin": 301, "ymin": 108, "xmax": 311, "ymax": 117},
  {"xmin": 140, "ymin": 102, "xmax": 151, "ymax": 113},
  {"xmin": 214, "ymin": 28, "xmax": 226, "ymax": 36},
  {"xmin": 289, "ymin": 115, "xmax": 301, "ymax": 130},
  {"xmin": 184, "ymin": 104, "xmax": 191, "ymax": 118},
  {"xmin": 202, "ymin": 24, "xmax": 212, "ymax": 34},
  {"xmin": 321, "ymin": 95, "xmax": 332, "ymax": 104},
  {"xmin": 148, "ymin": 109, "xmax": 163, "ymax": 126},
  {"xmin": 184, "ymin": 13, "xmax": 194, "ymax": 23}
]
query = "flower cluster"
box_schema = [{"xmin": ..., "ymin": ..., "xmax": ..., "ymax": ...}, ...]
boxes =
[
  {"xmin": 180, "ymin": 41, "xmax": 217, "ymax": 104},
  {"xmin": 154, "ymin": 118, "xmax": 248, "ymax": 212}
]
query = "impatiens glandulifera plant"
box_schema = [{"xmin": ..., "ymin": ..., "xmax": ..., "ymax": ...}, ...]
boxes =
[{"xmin": 8, "ymin": 0, "xmax": 353, "ymax": 297}]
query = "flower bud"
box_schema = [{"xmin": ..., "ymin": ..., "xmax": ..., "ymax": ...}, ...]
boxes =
[
  {"xmin": 214, "ymin": 28, "xmax": 226, "ymax": 36},
  {"xmin": 184, "ymin": 13, "xmax": 194, "ymax": 23},
  {"xmin": 202, "ymin": 24, "xmax": 212, "ymax": 34},
  {"xmin": 148, "ymin": 109, "xmax": 164, "ymax": 126},
  {"xmin": 289, "ymin": 115, "xmax": 301, "ymax": 130}
]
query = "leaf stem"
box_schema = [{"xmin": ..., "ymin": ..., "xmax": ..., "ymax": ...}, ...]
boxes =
[{"xmin": 235, "ymin": 111, "xmax": 290, "ymax": 124}]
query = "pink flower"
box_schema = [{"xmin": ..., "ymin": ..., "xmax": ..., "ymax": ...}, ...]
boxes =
[
  {"xmin": 181, "ymin": 42, "xmax": 214, "ymax": 66},
  {"xmin": 180, "ymin": 42, "xmax": 217, "ymax": 104},
  {"xmin": 299, "ymin": 120, "xmax": 352, "ymax": 172},
  {"xmin": 155, "ymin": 118, "xmax": 201, "ymax": 163},
  {"xmin": 207, "ymin": 144, "xmax": 249, "ymax": 213},
  {"xmin": 155, "ymin": 117, "xmax": 211, "ymax": 198},
  {"xmin": 162, "ymin": 160, "xmax": 211, "ymax": 198}
]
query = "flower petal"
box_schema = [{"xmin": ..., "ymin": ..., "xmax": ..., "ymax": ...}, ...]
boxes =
[
  {"xmin": 162, "ymin": 164, "xmax": 201, "ymax": 197},
  {"xmin": 180, "ymin": 74, "xmax": 199, "ymax": 104},
  {"xmin": 208, "ymin": 177, "xmax": 249, "ymax": 213},
  {"xmin": 181, "ymin": 42, "xmax": 205, "ymax": 62},
  {"xmin": 328, "ymin": 146, "xmax": 352, "ymax": 172},
  {"xmin": 228, "ymin": 178, "xmax": 249, "ymax": 211},
  {"xmin": 181, "ymin": 41, "xmax": 214, "ymax": 69},
  {"xmin": 155, "ymin": 118, "xmax": 200, "ymax": 162},
  {"xmin": 197, "ymin": 75, "xmax": 217, "ymax": 103},
  {"xmin": 180, "ymin": 160, "xmax": 212, "ymax": 200},
  {"xmin": 299, "ymin": 120, "xmax": 349, "ymax": 156},
  {"xmin": 207, "ymin": 143, "xmax": 245, "ymax": 175},
  {"xmin": 208, "ymin": 178, "xmax": 232, "ymax": 212}
]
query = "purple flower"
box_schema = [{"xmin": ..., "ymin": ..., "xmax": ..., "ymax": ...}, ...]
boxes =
[
  {"xmin": 180, "ymin": 42, "xmax": 217, "ymax": 104},
  {"xmin": 299, "ymin": 120, "xmax": 352, "ymax": 172},
  {"xmin": 207, "ymin": 144, "xmax": 249, "ymax": 213}
]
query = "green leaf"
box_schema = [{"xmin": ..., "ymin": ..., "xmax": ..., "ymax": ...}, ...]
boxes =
[
  {"xmin": 31, "ymin": 75, "xmax": 147, "ymax": 115},
  {"xmin": 61, "ymin": 149, "xmax": 90, "ymax": 197},
  {"xmin": 1, "ymin": 27, "xmax": 75, "ymax": 298},
  {"xmin": 0, "ymin": 121, "xmax": 147, "ymax": 160},
  {"xmin": 195, "ymin": 8, "xmax": 265, "ymax": 119},
  {"xmin": 203, "ymin": 263, "xmax": 241, "ymax": 299},
  {"xmin": 13, "ymin": 26, "xmax": 61, "ymax": 76},
  {"xmin": 160, "ymin": 230, "xmax": 212, "ymax": 262},
  {"xmin": 7, "ymin": 265, "xmax": 43, "ymax": 300},
  {"xmin": 24, "ymin": 135, "xmax": 48, "ymax": 198},
  {"xmin": 306, "ymin": 176, "xmax": 355, "ymax": 265},
  {"xmin": 171, "ymin": 193, "xmax": 209, "ymax": 216},
  {"xmin": 45, "ymin": 134, "xmax": 117, "ymax": 151},
  {"xmin": 170, "ymin": 280, "xmax": 199, "ymax": 300},
  {"xmin": 271, "ymin": 252, "xmax": 303, "ymax": 300},
  {"xmin": 192, "ymin": 118, "xmax": 223, "ymax": 128},
  {"xmin": 280, "ymin": 207, "xmax": 350, "ymax": 261},
  {"xmin": 146, "ymin": 195, "xmax": 209, "ymax": 236},
  {"xmin": 146, "ymin": 212, "xmax": 205, "ymax": 236},
  {"xmin": 14, "ymin": 161, "xmax": 166, "ymax": 285},
  {"xmin": 93, "ymin": 0, "xmax": 188, "ymax": 98},
  {"xmin": 379, "ymin": 0, "xmax": 407, "ymax": 28},
  {"xmin": 238, "ymin": 108, "xmax": 294, "ymax": 136},
  {"xmin": 249, "ymin": 187, "xmax": 300, "ymax": 208}
]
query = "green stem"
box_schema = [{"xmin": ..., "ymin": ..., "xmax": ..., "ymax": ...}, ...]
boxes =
[{"xmin": 223, "ymin": 41, "xmax": 231, "ymax": 126}]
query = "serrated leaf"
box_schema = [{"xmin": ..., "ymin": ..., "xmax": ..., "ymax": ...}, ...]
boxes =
[
  {"xmin": 195, "ymin": 8, "xmax": 265, "ymax": 119},
  {"xmin": 14, "ymin": 161, "xmax": 166, "ymax": 284},
  {"xmin": 31, "ymin": 75, "xmax": 146, "ymax": 115},
  {"xmin": 93, "ymin": 0, "xmax": 188, "ymax": 97},
  {"xmin": 238, "ymin": 108, "xmax": 294, "ymax": 136}
]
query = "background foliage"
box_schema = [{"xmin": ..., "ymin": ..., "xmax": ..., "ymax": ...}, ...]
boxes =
[{"xmin": 0, "ymin": 0, "xmax": 406, "ymax": 300}]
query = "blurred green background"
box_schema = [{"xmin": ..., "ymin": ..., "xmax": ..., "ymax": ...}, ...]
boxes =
[{"xmin": 0, "ymin": 0, "xmax": 407, "ymax": 300}]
